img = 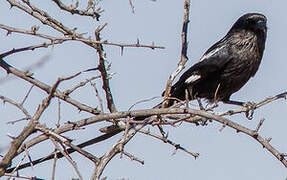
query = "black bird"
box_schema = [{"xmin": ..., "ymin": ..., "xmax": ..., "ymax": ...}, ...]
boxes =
[
  {"xmin": 164, "ymin": 13, "xmax": 267, "ymax": 107},
  {"xmin": 100, "ymin": 13, "xmax": 267, "ymax": 133}
]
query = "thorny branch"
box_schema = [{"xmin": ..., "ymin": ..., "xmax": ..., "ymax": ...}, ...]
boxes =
[
  {"xmin": 6, "ymin": 130, "xmax": 122, "ymax": 173},
  {"xmin": 0, "ymin": 57, "xmax": 101, "ymax": 115},
  {"xmin": 139, "ymin": 129, "xmax": 199, "ymax": 158},
  {"xmin": 0, "ymin": 95, "xmax": 31, "ymax": 119},
  {"xmin": 0, "ymin": 69, "xmax": 62, "ymax": 175},
  {"xmin": 95, "ymin": 23, "xmax": 117, "ymax": 113},
  {"xmin": 163, "ymin": 0, "xmax": 190, "ymax": 107},
  {"xmin": 51, "ymin": 0, "xmax": 101, "ymax": 20},
  {"xmin": 50, "ymin": 138, "xmax": 83, "ymax": 180},
  {"xmin": 0, "ymin": 24, "xmax": 164, "ymax": 50},
  {"xmin": 4, "ymin": 90, "xmax": 283, "ymax": 161},
  {"xmin": 4, "ymin": 91, "xmax": 285, "ymax": 175}
]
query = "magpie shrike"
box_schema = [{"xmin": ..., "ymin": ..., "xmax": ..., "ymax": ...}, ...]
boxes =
[{"xmin": 163, "ymin": 13, "xmax": 267, "ymax": 107}]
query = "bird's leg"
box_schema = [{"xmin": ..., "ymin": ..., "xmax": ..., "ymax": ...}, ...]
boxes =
[
  {"xmin": 242, "ymin": 101, "xmax": 255, "ymax": 120},
  {"xmin": 196, "ymin": 97, "xmax": 205, "ymax": 110},
  {"xmin": 223, "ymin": 99, "xmax": 255, "ymax": 120}
]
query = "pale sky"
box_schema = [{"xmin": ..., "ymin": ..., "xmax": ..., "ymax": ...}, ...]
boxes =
[{"xmin": 0, "ymin": 0, "xmax": 286, "ymax": 179}]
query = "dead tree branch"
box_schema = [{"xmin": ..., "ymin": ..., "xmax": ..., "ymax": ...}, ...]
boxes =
[{"xmin": 163, "ymin": 0, "xmax": 190, "ymax": 107}]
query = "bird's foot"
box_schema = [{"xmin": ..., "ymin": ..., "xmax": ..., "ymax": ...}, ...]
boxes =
[{"xmin": 243, "ymin": 101, "xmax": 256, "ymax": 120}]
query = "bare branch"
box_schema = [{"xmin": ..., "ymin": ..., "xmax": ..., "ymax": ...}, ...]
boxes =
[
  {"xmin": 50, "ymin": 138, "xmax": 83, "ymax": 180},
  {"xmin": 64, "ymin": 76, "xmax": 101, "ymax": 95},
  {"xmin": 4, "ymin": 173, "xmax": 32, "ymax": 180},
  {"xmin": 90, "ymin": 81, "xmax": 104, "ymax": 112},
  {"xmin": 139, "ymin": 129, "xmax": 199, "ymax": 158},
  {"xmin": 7, "ymin": 130, "xmax": 122, "ymax": 173},
  {"xmin": 0, "ymin": 57, "xmax": 101, "ymax": 114},
  {"xmin": 0, "ymin": 113, "xmax": 36, "ymax": 175},
  {"xmin": 0, "ymin": 95, "xmax": 31, "ymax": 119},
  {"xmin": 255, "ymin": 119, "xmax": 265, "ymax": 133},
  {"xmin": 128, "ymin": 0, "xmax": 135, "ymax": 13},
  {"xmin": 163, "ymin": 0, "xmax": 190, "ymax": 107},
  {"xmin": 95, "ymin": 24, "xmax": 117, "ymax": 113},
  {"xmin": 51, "ymin": 149, "xmax": 58, "ymax": 180},
  {"xmin": 0, "ymin": 24, "xmax": 165, "ymax": 50},
  {"xmin": 16, "ymin": 91, "xmax": 286, "ymax": 157},
  {"xmin": 36, "ymin": 124, "xmax": 100, "ymax": 163},
  {"xmin": 122, "ymin": 151, "xmax": 144, "ymax": 165},
  {"xmin": 21, "ymin": 85, "xmax": 34, "ymax": 106},
  {"xmin": 91, "ymin": 117, "xmax": 153, "ymax": 179},
  {"xmin": 51, "ymin": 0, "xmax": 101, "ymax": 20},
  {"xmin": 219, "ymin": 91, "xmax": 287, "ymax": 117}
]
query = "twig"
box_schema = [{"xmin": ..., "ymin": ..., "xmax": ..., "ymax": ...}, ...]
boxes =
[
  {"xmin": 6, "ymin": 117, "xmax": 30, "ymax": 125},
  {"xmin": 0, "ymin": 54, "xmax": 50, "ymax": 84},
  {"xmin": 37, "ymin": 124, "xmax": 100, "ymax": 163},
  {"xmin": 128, "ymin": 0, "xmax": 135, "ymax": 13},
  {"xmin": 122, "ymin": 151, "xmax": 144, "ymax": 165},
  {"xmin": 50, "ymin": 138, "xmax": 83, "ymax": 180},
  {"xmin": 0, "ymin": 95, "xmax": 31, "ymax": 120},
  {"xmin": 91, "ymin": 117, "xmax": 152, "ymax": 179},
  {"xmin": 0, "ymin": 70, "xmax": 80, "ymax": 175},
  {"xmin": 219, "ymin": 91, "xmax": 287, "ymax": 117},
  {"xmin": 162, "ymin": 0, "xmax": 190, "ymax": 107},
  {"xmin": 128, "ymin": 96, "xmax": 160, "ymax": 111},
  {"xmin": 139, "ymin": 129, "xmax": 199, "ymax": 158},
  {"xmin": 255, "ymin": 119, "xmax": 265, "ymax": 133},
  {"xmin": 57, "ymin": 98, "xmax": 61, "ymax": 128},
  {"xmin": 51, "ymin": 149, "xmax": 57, "ymax": 180},
  {"xmin": 90, "ymin": 81, "xmax": 104, "ymax": 112},
  {"xmin": 0, "ymin": 24, "xmax": 164, "ymax": 50},
  {"xmin": 95, "ymin": 24, "xmax": 117, "ymax": 113},
  {"xmin": 183, "ymin": 110, "xmax": 287, "ymax": 168},
  {"xmin": 63, "ymin": 75, "xmax": 101, "ymax": 95},
  {"xmin": 21, "ymin": 85, "xmax": 34, "ymax": 106},
  {"xmin": 0, "ymin": 110, "xmax": 36, "ymax": 174},
  {"xmin": 7, "ymin": 130, "xmax": 122, "ymax": 173},
  {"xmin": 7, "ymin": 154, "xmax": 27, "ymax": 176},
  {"xmin": 51, "ymin": 0, "xmax": 101, "ymax": 20},
  {"xmin": 5, "ymin": 0, "xmax": 64, "ymax": 34},
  {"xmin": 0, "ymin": 57, "xmax": 100, "ymax": 114},
  {"xmin": 24, "ymin": 148, "xmax": 34, "ymax": 170},
  {"xmin": 6, "ymin": 0, "xmax": 163, "ymax": 53},
  {"xmin": 4, "ymin": 173, "xmax": 33, "ymax": 180}
]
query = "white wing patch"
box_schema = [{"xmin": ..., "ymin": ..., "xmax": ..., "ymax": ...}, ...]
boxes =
[
  {"xmin": 185, "ymin": 74, "xmax": 201, "ymax": 84},
  {"xmin": 199, "ymin": 44, "xmax": 226, "ymax": 62}
]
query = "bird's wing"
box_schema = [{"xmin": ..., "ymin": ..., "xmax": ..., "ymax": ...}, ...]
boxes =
[
  {"xmin": 165, "ymin": 42, "xmax": 233, "ymax": 98},
  {"xmin": 178, "ymin": 43, "xmax": 232, "ymax": 86}
]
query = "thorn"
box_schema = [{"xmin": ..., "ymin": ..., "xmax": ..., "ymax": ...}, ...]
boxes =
[
  {"xmin": 120, "ymin": 46, "xmax": 124, "ymax": 56},
  {"xmin": 266, "ymin": 137, "xmax": 272, "ymax": 143},
  {"xmin": 7, "ymin": 133, "xmax": 16, "ymax": 140},
  {"xmin": 255, "ymin": 118, "xmax": 265, "ymax": 133},
  {"xmin": 151, "ymin": 41, "xmax": 155, "ymax": 49},
  {"xmin": 172, "ymin": 148, "xmax": 178, "ymax": 155},
  {"xmin": 219, "ymin": 124, "xmax": 226, "ymax": 132}
]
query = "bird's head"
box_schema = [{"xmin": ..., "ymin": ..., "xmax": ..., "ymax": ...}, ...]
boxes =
[{"xmin": 229, "ymin": 13, "xmax": 267, "ymax": 34}]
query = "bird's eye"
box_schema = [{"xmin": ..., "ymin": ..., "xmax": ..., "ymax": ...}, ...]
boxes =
[{"xmin": 257, "ymin": 20, "xmax": 266, "ymax": 27}]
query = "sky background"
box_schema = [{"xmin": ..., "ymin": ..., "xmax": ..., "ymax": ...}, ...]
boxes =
[{"xmin": 0, "ymin": 0, "xmax": 287, "ymax": 179}]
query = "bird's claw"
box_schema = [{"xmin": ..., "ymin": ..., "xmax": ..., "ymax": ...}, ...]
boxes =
[{"xmin": 243, "ymin": 101, "xmax": 256, "ymax": 120}]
